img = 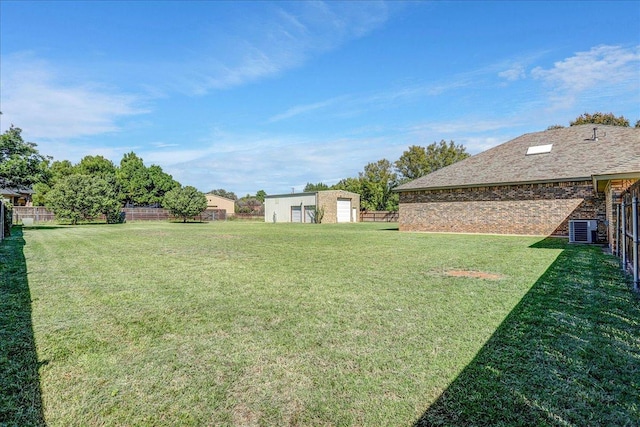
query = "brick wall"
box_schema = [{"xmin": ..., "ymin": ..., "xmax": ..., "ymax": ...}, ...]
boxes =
[
  {"xmin": 398, "ymin": 180, "xmax": 605, "ymax": 237},
  {"xmin": 317, "ymin": 190, "xmax": 360, "ymax": 223}
]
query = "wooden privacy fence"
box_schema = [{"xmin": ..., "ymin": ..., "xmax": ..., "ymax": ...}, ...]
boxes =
[
  {"xmin": 616, "ymin": 181, "xmax": 640, "ymax": 292},
  {"xmin": 122, "ymin": 208, "xmax": 171, "ymax": 221},
  {"xmin": 12, "ymin": 206, "xmax": 56, "ymax": 223},
  {"xmin": 359, "ymin": 211, "xmax": 399, "ymax": 222},
  {"xmin": 12, "ymin": 207, "xmax": 226, "ymax": 223},
  {"xmin": 234, "ymin": 213, "xmax": 264, "ymax": 220}
]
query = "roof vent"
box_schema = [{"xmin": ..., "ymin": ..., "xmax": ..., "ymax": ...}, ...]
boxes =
[
  {"xmin": 526, "ymin": 144, "xmax": 553, "ymax": 155},
  {"xmin": 586, "ymin": 127, "xmax": 606, "ymax": 141}
]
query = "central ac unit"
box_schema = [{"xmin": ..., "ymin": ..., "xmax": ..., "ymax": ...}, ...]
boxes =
[{"xmin": 569, "ymin": 220, "xmax": 597, "ymax": 243}]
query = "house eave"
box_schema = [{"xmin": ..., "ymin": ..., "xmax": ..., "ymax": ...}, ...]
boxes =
[
  {"xmin": 395, "ymin": 177, "xmax": 593, "ymax": 193},
  {"xmin": 592, "ymin": 172, "xmax": 640, "ymax": 193}
]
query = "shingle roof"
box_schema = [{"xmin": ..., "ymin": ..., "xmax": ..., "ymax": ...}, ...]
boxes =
[
  {"xmin": 395, "ymin": 125, "xmax": 640, "ymax": 191},
  {"xmin": 0, "ymin": 187, "xmax": 34, "ymax": 196}
]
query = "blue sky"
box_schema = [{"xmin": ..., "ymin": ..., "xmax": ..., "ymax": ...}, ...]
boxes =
[{"xmin": 1, "ymin": 1, "xmax": 639, "ymax": 196}]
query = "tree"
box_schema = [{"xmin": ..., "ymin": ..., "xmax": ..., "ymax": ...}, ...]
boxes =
[
  {"xmin": 570, "ymin": 112, "xmax": 630, "ymax": 127},
  {"xmin": 394, "ymin": 145, "xmax": 430, "ymax": 182},
  {"xmin": 32, "ymin": 160, "xmax": 76, "ymax": 206},
  {"xmin": 45, "ymin": 175, "xmax": 120, "ymax": 225},
  {"xmin": 359, "ymin": 159, "xmax": 398, "ymax": 211},
  {"xmin": 0, "ymin": 125, "xmax": 50, "ymax": 189},
  {"xmin": 75, "ymin": 155, "xmax": 117, "ymax": 181},
  {"xmin": 236, "ymin": 194, "xmax": 264, "ymax": 214},
  {"xmin": 31, "ymin": 182, "xmax": 50, "ymax": 206},
  {"xmin": 208, "ymin": 189, "xmax": 238, "ymax": 200},
  {"xmin": 304, "ymin": 182, "xmax": 329, "ymax": 192},
  {"xmin": 635, "ymin": 120, "xmax": 640, "ymax": 128},
  {"xmin": 424, "ymin": 140, "xmax": 469, "ymax": 172},
  {"xmin": 332, "ymin": 177, "xmax": 363, "ymax": 195},
  {"xmin": 49, "ymin": 160, "xmax": 76, "ymax": 182},
  {"xmin": 147, "ymin": 165, "xmax": 180, "ymax": 206},
  {"xmin": 35, "ymin": 157, "xmax": 117, "ymax": 207},
  {"xmin": 255, "ymin": 189, "xmax": 267, "ymax": 203},
  {"xmin": 163, "ymin": 186, "xmax": 207, "ymax": 222},
  {"xmin": 395, "ymin": 140, "xmax": 469, "ymax": 182},
  {"xmin": 116, "ymin": 152, "xmax": 152, "ymax": 206}
]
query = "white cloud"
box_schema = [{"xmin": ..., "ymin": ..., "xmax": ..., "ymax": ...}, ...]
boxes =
[
  {"xmin": 414, "ymin": 118, "xmax": 523, "ymax": 135},
  {"xmin": 531, "ymin": 44, "xmax": 640, "ymax": 109},
  {"xmin": 138, "ymin": 128, "xmax": 402, "ymax": 196},
  {"xmin": 267, "ymin": 58, "xmax": 539, "ymax": 125},
  {"xmin": 150, "ymin": 142, "xmax": 180, "ymax": 148},
  {"xmin": 266, "ymin": 76, "xmax": 475, "ymax": 125},
  {"xmin": 267, "ymin": 96, "xmax": 347, "ymax": 123},
  {"xmin": 404, "ymin": 117, "xmax": 530, "ymax": 155},
  {"xmin": 457, "ymin": 136, "xmax": 508, "ymax": 154},
  {"xmin": 495, "ymin": 52, "xmax": 549, "ymax": 83},
  {"xmin": 0, "ymin": 53, "xmax": 148, "ymax": 139},
  {"xmin": 183, "ymin": 1, "xmax": 390, "ymax": 94},
  {"xmin": 498, "ymin": 64, "xmax": 526, "ymax": 81}
]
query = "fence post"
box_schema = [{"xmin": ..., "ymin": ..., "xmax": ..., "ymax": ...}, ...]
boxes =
[
  {"xmin": 1, "ymin": 201, "xmax": 4, "ymax": 241},
  {"xmin": 615, "ymin": 203, "xmax": 620, "ymax": 257},
  {"xmin": 633, "ymin": 197, "xmax": 639, "ymax": 292},
  {"xmin": 621, "ymin": 200, "xmax": 627, "ymax": 269}
]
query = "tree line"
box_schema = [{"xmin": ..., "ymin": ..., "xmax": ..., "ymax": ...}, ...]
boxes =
[{"xmin": 1, "ymin": 126, "xmax": 207, "ymax": 224}]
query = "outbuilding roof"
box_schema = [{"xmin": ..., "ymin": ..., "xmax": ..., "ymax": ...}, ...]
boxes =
[
  {"xmin": 395, "ymin": 125, "xmax": 640, "ymax": 192},
  {"xmin": 264, "ymin": 190, "xmax": 360, "ymax": 199}
]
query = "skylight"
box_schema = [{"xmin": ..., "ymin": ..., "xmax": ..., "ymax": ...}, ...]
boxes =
[{"xmin": 526, "ymin": 144, "xmax": 553, "ymax": 155}]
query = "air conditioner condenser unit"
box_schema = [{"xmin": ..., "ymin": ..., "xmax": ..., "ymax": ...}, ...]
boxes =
[{"xmin": 569, "ymin": 220, "xmax": 598, "ymax": 243}]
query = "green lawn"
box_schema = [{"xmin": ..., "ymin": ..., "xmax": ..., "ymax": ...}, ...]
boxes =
[{"xmin": 1, "ymin": 222, "xmax": 638, "ymax": 426}]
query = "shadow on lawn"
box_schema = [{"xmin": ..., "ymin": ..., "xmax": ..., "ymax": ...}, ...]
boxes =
[
  {"xmin": 0, "ymin": 227, "xmax": 46, "ymax": 426},
  {"xmin": 415, "ymin": 237, "xmax": 640, "ymax": 426}
]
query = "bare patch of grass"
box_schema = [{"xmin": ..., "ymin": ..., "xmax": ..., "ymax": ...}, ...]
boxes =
[{"xmin": 442, "ymin": 270, "xmax": 504, "ymax": 280}]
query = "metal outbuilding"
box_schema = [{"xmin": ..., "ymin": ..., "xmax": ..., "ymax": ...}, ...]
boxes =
[{"xmin": 264, "ymin": 190, "xmax": 360, "ymax": 224}]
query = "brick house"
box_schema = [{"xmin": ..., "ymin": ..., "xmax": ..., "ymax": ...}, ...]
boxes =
[{"xmin": 394, "ymin": 125, "xmax": 640, "ymax": 249}]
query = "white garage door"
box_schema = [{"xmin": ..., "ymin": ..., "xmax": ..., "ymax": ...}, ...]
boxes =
[
  {"xmin": 337, "ymin": 199, "xmax": 351, "ymax": 223},
  {"xmin": 291, "ymin": 206, "xmax": 302, "ymax": 222}
]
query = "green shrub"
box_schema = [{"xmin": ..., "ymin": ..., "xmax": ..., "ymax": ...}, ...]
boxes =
[{"xmin": 313, "ymin": 206, "xmax": 325, "ymax": 223}]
